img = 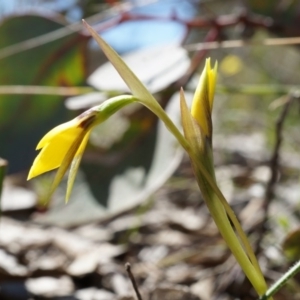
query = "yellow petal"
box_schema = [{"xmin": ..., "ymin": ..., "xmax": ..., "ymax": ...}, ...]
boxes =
[
  {"xmin": 180, "ymin": 88, "xmax": 203, "ymax": 152},
  {"xmin": 36, "ymin": 119, "xmax": 79, "ymax": 150},
  {"xmin": 28, "ymin": 121, "xmax": 83, "ymax": 180},
  {"xmin": 191, "ymin": 60, "xmax": 210, "ymax": 136},
  {"xmin": 66, "ymin": 130, "xmax": 91, "ymax": 202},
  {"xmin": 208, "ymin": 61, "xmax": 218, "ymax": 111},
  {"xmin": 191, "ymin": 58, "xmax": 217, "ymax": 138},
  {"xmin": 46, "ymin": 129, "xmax": 87, "ymax": 203}
]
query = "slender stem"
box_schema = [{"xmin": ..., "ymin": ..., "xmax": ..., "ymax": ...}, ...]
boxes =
[
  {"xmin": 125, "ymin": 262, "xmax": 143, "ymax": 300},
  {"xmin": 194, "ymin": 168, "xmax": 267, "ymax": 296},
  {"xmin": 190, "ymin": 149, "xmax": 265, "ymax": 280},
  {"xmin": 257, "ymin": 95, "xmax": 293, "ymax": 253},
  {"xmin": 0, "ymin": 158, "xmax": 8, "ymax": 215},
  {"xmin": 259, "ymin": 260, "xmax": 300, "ymax": 300},
  {"xmin": 220, "ymin": 190, "xmax": 265, "ymax": 279}
]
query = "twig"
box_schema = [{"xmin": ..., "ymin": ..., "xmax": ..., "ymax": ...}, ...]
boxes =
[
  {"xmin": 259, "ymin": 260, "xmax": 300, "ymax": 300},
  {"xmin": 184, "ymin": 36, "xmax": 300, "ymax": 51},
  {"xmin": 125, "ymin": 262, "xmax": 143, "ymax": 300},
  {"xmin": 0, "ymin": 158, "xmax": 8, "ymax": 216},
  {"xmin": 0, "ymin": 0, "xmax": 158, "ymax": 60},
  {"xmin": 256, "ymin": 94, "xmax": 295, "ymax": 252},
  {"xmin": 177, "ymin": 27, "xmax": 220, "ymax": 88},
  {"xmin": 0, "ymin": 9, "xmax": 273, "ymax": 60},
  {"xmin": 265, "ymin": 95, "xmax": 292, "ymax": 210},
  {"xmin": 0, "ymin": 85, "xmax": 95, "ymax": 96}
]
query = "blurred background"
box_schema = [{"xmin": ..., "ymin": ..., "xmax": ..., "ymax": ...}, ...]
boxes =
[{"xmin": 1, "ymin": 0, "xmax": 300, "ymax": 299}]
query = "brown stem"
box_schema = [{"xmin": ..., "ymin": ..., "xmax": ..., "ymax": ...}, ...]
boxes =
[
  {"xmin": 125, "ymin": 262, "xmax": 143, "ymax": 300},
  {"xmin": 177, "ymin": 27, "xmax": 220, "ymax": 88},
  {"xmin": 0, "ymin": 158, "xmax": 8, "ymax": 216},
  {"xmin": 256, "ymin": 94, "xmax": 295, "ymax": 253}
]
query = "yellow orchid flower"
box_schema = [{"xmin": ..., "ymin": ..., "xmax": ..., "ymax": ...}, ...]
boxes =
[
  {"xmin": 28, "ymin": 111, "xmax": 95, "ymax": 180},
  {"xmin": 191, "ymin": 58, "xmax": 217, "ymax": 139},
  {"xmin": 28, "ymin": 95, "xmax": 137, "ymax": 202}
]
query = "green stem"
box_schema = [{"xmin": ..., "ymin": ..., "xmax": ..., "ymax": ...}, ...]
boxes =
[
  {"xmin": 191, "ymin": 154, "xmax": 268, "ymax": 295},
  {"xmin": 219, "ymin": 192, "xmax": 264, "ymax": 279},
  {"xmin": 190, "ymin": 150, "xmax": 264, "ymax": 280},
  {"xmin": 196, "ymin": 171, "xmax": 267, "ymax": 296},
  {"xmin": 259, "ymin": 260, "xmax": 300, "ymax": 300}
]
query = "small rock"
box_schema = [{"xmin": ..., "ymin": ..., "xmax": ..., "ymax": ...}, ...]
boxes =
[
  {"xmin": 25, "ymin": 276, "xmax": 74, "ymax": 297},
  {"xmin": 111, "ymin": 273, "xmax": 131, "ymax": 297},
  {"xmin": 51, "ymin": 228, "xmax": 95, "ymax": 257},
  {"xmin": 150, "ymin": 285, "xmax": 201, "ymax": 300},
  {"xmin": 138, "ymin": 245, "xmax": 169, "ymax": 263},
  {"xmin": 165, "ymin": 264, "xmax": 197, "ymax": 284},
  {"xmin": 0, "ymin": 249, "xmax": 27, "ymax": 277},
  {"xmin": 1, "ymin": 184, "xmax": 36, "ymax": 211},
  {"xmin": 74, "ymin": 225, "xmax": 112, "ymax": 242},
  {"xmin": 168, "ymin": 209, "xmax": 205, "ymax": 231},
  {"xmin": 67, "ymin": 244, "xmax": 124, "ymax": 276},
  {"xmin": 75, "ymin": 287, "xmax": 115, "ymax": 300},
  {"xmin": 146, "ymin": 230, "xmax": 190, "ymax": 246},
  {"xmin": 191, "ymin": 278, "xmax": 213, "ymax": 300}
]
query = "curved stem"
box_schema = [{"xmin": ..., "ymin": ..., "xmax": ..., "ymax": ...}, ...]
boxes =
[
  {"xmin": 219, "ymin": 192, "xmax": 264, "ymax": 278},
  {"xmin": 194, "ymin": 168, "xmax": 267, "ymax": 296}
]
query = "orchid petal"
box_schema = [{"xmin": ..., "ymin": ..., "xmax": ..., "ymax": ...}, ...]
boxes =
[
  {"xmin": 46, "ymin": 129, "xmax": 87, "ymax": 203},
  {"xmin": 65, "ymin": 130, "xmax": 91, "ymax": 202},
  {"xmin": 28, "ymin": 124, "xmax": 83, "ymax": 180},
  {"xmin": 190, "ymin": 58, "xmax": 217, "ymax": 139},
  {"xmin": 37, "ymin": 119, "xmax": 79, "ymax": 150}
]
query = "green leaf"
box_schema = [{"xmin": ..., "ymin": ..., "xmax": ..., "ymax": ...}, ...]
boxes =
[
  {"xmin": 83, "ymin": 20, "xmax": 190, "ymax": 156},
  {"xmin": 83, "ymin": 20, "xmax": 159, "ymax": 108},
  {"xmin": 180, "ymin": 88, "xmax": 203, "ymax": 155}
]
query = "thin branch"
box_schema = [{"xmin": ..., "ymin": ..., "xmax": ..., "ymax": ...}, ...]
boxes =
[
  {"xmin": 184, "ymin": 36, "xmax": 300, "ymax": 51},
  {"xmin": 177, "ymin": 27, "xmax": 220, "ymax": 87},
  {"xmin": 256, "ymin": 94, "xmax": 295, "ymax": 252},
  {"xmin": 0, "ymin": 8, "xmax": 274, "ymax": 60},
  {"xmin": 0, "ymin": 85, "xmax": 95, "ymax": 95},
  {"xmin": 0, "ymin": 158, "xmax": 8, "ymax": 217},
  {"xmin": 125, "ymin": 262, "xmax": 143, "ymax": 300},
  {"xmin": 264, "ymin": 95, "xmax": 292, "ymax": 223},
  {"xmin": 0, "ymin": 0, "xmax": 158, "ymax": 60}
]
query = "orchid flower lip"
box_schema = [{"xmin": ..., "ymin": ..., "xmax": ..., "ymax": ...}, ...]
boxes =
[
  {"xmin": 78, "ymin": 114, "xmax": 97, "ymax": 129},
  {"xmin": 76, "ymin": 107, "xmax": 101, "ymax": 128}
]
